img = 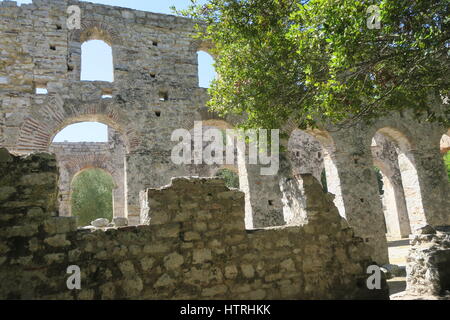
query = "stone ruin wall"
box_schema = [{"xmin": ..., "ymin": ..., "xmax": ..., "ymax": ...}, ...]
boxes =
[
  {"xmin": 0, "ymin": 149, "xmax": 388, "ymax": 299},
  {"xmin": 0, "ymin": 0, "xmax": 449, "ymax": 266},
  {"xmin": 405, "ymin": 226, "xmax": 450, "ymax": 296}
]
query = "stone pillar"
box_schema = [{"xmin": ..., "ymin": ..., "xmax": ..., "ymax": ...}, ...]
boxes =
[
  {"xmin": 325, "ymin": 132, "xmax": 389, "ymax": 264},
  {"xmin": 372, "ymin": 134, "xmax": 411, "ymax": 238},
  {"xmin": 379, "ymin": 171, "xmax": 411, "ymax": 237},
  {"xmin": 109, "ymin": 129, "xmax": 127, "ymax": 218},
  {"xmin": 56, "ymin": 161, "xmax": 71, "ymax": 217},
  {"xmin": 408, "ymin": 145, "xmax": 450, "ymax": 227},
  {"xmin": 238, "ymin": 161, "xmax": 285, "ymax": 229},
  {"xmin": 321, "ymin": 148, "xmax": 347, "ymax": 218}
]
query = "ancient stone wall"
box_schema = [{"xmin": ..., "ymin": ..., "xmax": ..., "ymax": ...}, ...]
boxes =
[
  {"xmin": 406, "ymin": 226, "xmax": 450, "ymax": 296},
  {"xmin": 0, "ymin": 149, "xmax": 388, "ymax": 299},
  {"xmin": 0, "ymin": 0, "xmax": 448, "ymax": 267}
]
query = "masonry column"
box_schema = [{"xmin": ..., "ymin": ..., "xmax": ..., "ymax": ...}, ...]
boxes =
[
  {"xmin": 409, "ymin": 144, "xmax": 450, "ymax": 227},
  {"xmin": 109, "ymin": 129, "xmax": 126, "ymax": 218},
  {"xmin": 372, "ymin": 134, "xmax": 411, "ymax": 238},
  {"xmin": 238, "ymin": 160, "xmax": 286, "ymax": 229},
  {"xmin": 327, "ymin": 130, "xmax": 389, "ymax": 264},
  {"xmin": 380, "ymin": 171, "xmax": 411, "ymax": 237}
]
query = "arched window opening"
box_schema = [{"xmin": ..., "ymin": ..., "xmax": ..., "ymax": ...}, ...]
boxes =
[
  {"xmin": 71, "ymin": 168, "xmax": 114, "ymax": 227},
  {"xmin": 50, "ymin": 123, "xmax": 128, "ymax": 220},
  {"xmin": 81, "ymin": 40, "xmax": 114, "ymax": 82},
  {"xmin": 197, "ymin": 51, "xmax": 215, "ymax": 88},
  {"xmin": 52, "ymin": 122, "xmax": 108, "ymax": 142}
]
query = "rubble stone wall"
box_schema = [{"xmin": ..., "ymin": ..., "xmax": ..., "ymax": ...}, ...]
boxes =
[
  {"xmin": 406, "ymin": 226, "xmax": 450, "ymax": 296},
  {"xmin": 0, "ymin": 149, "xmax": 388, "ymax": 300}
]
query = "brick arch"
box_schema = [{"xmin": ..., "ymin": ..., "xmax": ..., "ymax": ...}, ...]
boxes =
[
  {"xmin": 54, "ymin": 145, "xmax": 126, "ymax": 218},
  {"xmin": 69, "ymin": 21, "xmax": 122, "ymax": 45},
  {"xmin": 65, "ymin": 155, "xmax": 119, "ymax": 187},
  {"xmin": 15, "ymin": 96, "xmax": 140, "ymax": 154},
  {"xmin": 190, "ymin": 39, "xmax": 216, "ymax": 59}
]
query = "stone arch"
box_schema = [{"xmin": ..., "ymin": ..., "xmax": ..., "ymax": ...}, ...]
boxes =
[
  {"xmin": 304, "ymin": 128, "xmax": 347, "ymax": 218},
  {"xmin": 69, "ymin": 22, "xmax": 122, "ymax": 45},
  {"xmin": 68, "ymin": 22, "xmax": 121, "ymax": 81},
  {"xmin": 190, "ymin": 39, "xmax": 216, "ymax": 59},
  {"xmin": 196, "ymin": 50, "xmax": 216, "ymax": 88},
  {"xmin": 50, "ymin": 133, "xmax": 127, "ymax": 219},
  {"xmin": 372, "ymin": 149, "xmax": 411, "ymax": 238},
  {"xmin": 370, "ymin": 126, "xmax": 426, "ymax": 232},
  {"xmin": 66, "ymin": 155, "xmax": 119, "ymax": 185},
  {"xmin": 15, "ymin": 97, "xmax": 140, "ymax": 154}
]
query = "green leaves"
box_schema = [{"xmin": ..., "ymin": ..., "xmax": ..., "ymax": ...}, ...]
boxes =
[
  {"xmin": 71, "ymin": 169, "xmax": 115, "ymax": 227},
  {"xmin": 178, "ymin": 0, "xmax": 449, "ymax": 131},
  {"xmin": 445, "ymin": 152, "xmax": 450, "ymax": 183},
  {"xmin": 215, "ymin": 168, "xmax": 240, "ymax": 188}
]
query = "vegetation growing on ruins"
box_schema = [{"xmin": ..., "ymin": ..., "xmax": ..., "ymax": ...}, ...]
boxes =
[
  {"xmin": 71, "ymin": 169, "xmax": 114, "ymax": 226},
  {"xmin": 445, "ymin": 152, "xmax": 450, "ymax": 182},
  {"xmin": 177, "ymin": 0, "xmax": 449, "ymax": 131},
  {"xmin": 215, "ymin": 168, "xmax": 240, "ymax": 188}
]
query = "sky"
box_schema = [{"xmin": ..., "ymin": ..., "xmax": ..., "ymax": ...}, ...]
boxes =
[{"xmin": 3, "ymin": 0, "xmax": 213, "ymax": 142}]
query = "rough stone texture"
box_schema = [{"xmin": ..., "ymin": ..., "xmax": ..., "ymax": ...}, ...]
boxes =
[
  {"xmin": 0, "ymin": 0, "xmax": 448, "ymax": 267},
  {"xmin": 0, "ymin": 148, "xmax": 388, "ymax": 300},
  {"xmin": 405, "ymin": 226, "xmax": 450, "ymax": 296}
]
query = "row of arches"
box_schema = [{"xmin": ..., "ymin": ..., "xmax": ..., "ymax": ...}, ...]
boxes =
[
  {"xmin": 25, "ymin": 106, "xmax": 448, "ymax": 267},
  {"xmin": 289, "ymin": 127, "xmax": 450, "ymax": 236}
]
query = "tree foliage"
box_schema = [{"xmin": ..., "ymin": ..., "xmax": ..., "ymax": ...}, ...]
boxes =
[
  {"xmin": 444, "ymin": 152, "xmax": 450, "ymax": 182},
  {"xmin": 71, "ymin": 168, "xmax": 115, "ymax": 227},
  {"xmin": 215, "ymin": 168, "xmax": 240, "ymax": 188},
  {"xmin": 177, "ymin": 0, "xmax": 449, "ymax": 131}
]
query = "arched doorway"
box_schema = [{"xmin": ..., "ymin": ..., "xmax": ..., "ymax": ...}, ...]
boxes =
[
  {"xmin": 71, "ymin": 168, "xmax": 115, "ymax": 227},
  {"xmin": 288, "ymin": 129, "xmax": 346, "ymax": 219},
  {"xmin": 371, "ymin": 128, "xmax": 424, "ymax": 237},
  {"xmin": 49, "ymin": 121, "xmax": 127, "ymax": 220}
]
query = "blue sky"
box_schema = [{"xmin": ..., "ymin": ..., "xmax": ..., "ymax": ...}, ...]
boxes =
[{"xmin": 3, "ymin": 0, "xmax": 213, "ymax": 142}]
